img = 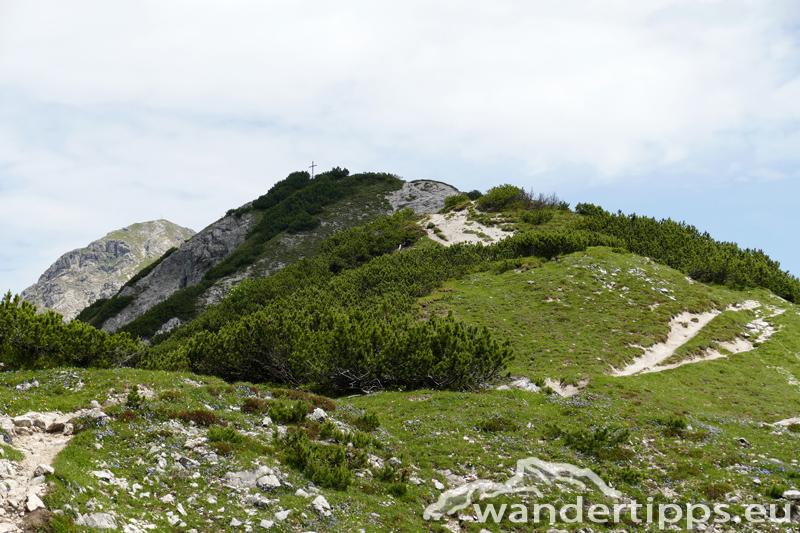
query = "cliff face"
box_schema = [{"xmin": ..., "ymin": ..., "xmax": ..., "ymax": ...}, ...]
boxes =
[
  {"xmin": 100, "ymin": 211, "xmax": 256, "ymax": 333},
  {"xmin": 95, "ymin": 179, "xmax": 460, "ymax": 335},
  {"xmin": 20, "ymin": 220, "xmax": 196, "ymax": 320}
]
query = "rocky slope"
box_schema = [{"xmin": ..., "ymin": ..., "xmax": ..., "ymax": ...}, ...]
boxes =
[
  {"xmin": 99, "ymin": 179, "xmax": 459, "ymax": 335},
  {"xmin": 20, "ymin": 221, "xmax": 195, "ymax": 321},
  {"xmin": 100, "ymin": 211, "xmax": 257, "ymax": 333}
]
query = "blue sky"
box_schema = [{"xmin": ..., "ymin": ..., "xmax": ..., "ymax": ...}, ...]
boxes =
[{"xmin": 1, "ymin": 1, "xmax": 799, "ymax": 296}]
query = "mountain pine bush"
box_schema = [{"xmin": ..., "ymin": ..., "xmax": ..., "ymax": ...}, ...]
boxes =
[{"xmin": 0, "ymin": 292, "xmax": 141, "ymax": 370}]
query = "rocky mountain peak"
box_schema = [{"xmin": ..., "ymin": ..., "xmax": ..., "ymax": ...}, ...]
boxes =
[{"xmin": 20, "ymin": 220, "xmax": 195, "ymax": 320}]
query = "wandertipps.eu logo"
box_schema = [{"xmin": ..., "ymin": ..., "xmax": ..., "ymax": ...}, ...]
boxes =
[
  {"xmin": 423, "ymin": 456, "xmax": 621, "ymax": 521},
  {"xmin": 423, "ymin": 456, "xmax": 798, "ymax": 528}
]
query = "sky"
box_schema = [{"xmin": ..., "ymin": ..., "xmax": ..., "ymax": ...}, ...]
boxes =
[{"xmin": 2, "ymin": 1, "xmax": 800, "ymax": 296}]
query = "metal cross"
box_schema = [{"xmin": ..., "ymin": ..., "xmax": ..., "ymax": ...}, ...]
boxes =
[{"xmin": 309, "ymin": 161, "xmax": 317, "ymax": 179}]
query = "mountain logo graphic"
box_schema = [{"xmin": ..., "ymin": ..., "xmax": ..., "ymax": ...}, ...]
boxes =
[{"xmin": 423, "ymin": 456, "xmax": 621, "ymax": 520}]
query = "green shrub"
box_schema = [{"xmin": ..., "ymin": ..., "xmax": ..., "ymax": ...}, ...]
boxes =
[
  {"xmin": 125, "ymin": 385, "xmax": 144, "ymax": 410},
  {"xmin": 765, "ymin": 484, "xmax": 789, "ymax": 499},
  {"xmin": 271, "ymin": 389, "xmax": 336, "ymax": 412},
  {"xmin": 354, "ymin": 411, "xmax": 381, "ymax": 432},
  {"xmin": 476, "ymin": 184, "xmax": 529, "ymax": 212},
  {"xmin": 442, "ymin": 194, "xmax": 471, "ymax": 212},
  {"xmin": 0, "ymin": 292, "xmax": 142, "ymax": 370},
  {"xmin": 388, "ymin": 482, "xmax": 408, "ymax": 497},
  {"xmin": 269, "ymin": 400, "xmax": 310, "ymax": 424},
  {"xmin": 542, "ymin": 423, "xmax": 563, "ymax": 440},
  {"xmin": 208, "ymin": 426, "xmax": 246, "ymax": 445},
  {"xmin": 521, "ymin": 209, "xmax": 554, "ymax": 226},
  {"xmin": 562, "ymin": 425, "xmax": 630, "ymax": 456},
  {"xmin": 659, "ymin": 414, "xmax": 688, "ymax": 437},
  {"xmin": 375, "ymin": 464, "xmax": 397, "ymax": 482},
  {"xmin": 574, "ymin": 203, "xmax": 800, "ymax": 303},
  {"xmin": 158, "ymin": 391, "xmax": 182, "ymax": 401},
  {"xmin": 281, "ymin": 429, "xmax": 353, "ymax": 490},
  {"xmin": 615, "ymin": 467, "xmax": 645, "ymax": 485},
  {"xmin": 466, "ymin": 190, "xmax": 483, "ymax": 201}
]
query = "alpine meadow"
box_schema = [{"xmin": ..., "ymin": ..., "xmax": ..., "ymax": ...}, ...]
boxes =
[{"xmin": 2, "ymin": 168, "xmax": 800, "ymax": 533}]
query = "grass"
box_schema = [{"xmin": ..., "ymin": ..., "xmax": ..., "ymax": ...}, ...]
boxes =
[{"xmin": 4, "ymin": 243, "xmax": 800, "ymax": 531}]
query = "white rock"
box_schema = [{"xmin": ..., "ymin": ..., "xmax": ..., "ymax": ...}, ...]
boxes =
[
  {"xmin": 783, "ymin": 489, "xmax": 800, "ymax": 500},
  {"xmin": 433, "ymin": 479, "xmax": 445, "ymax": 490},
  {"xmin": 83, "ymin": 512, "xmax": 118, "ymax": 529},
  {"xmin": 177, "ymin": 503, "xmax": 187, "ymax": 516},
  {"xmin": 257, "ymin": 474, "xmax": 281, "ymax": 490},
  {"xmin": 307, "ymin": 408, "xmax": 327, "ymax": 422},
  {"xmin": 34, "ymin": 464, "xmax": 54, "ymax": 477},
  {"xmin": 230, "ymin": 518, "xmax": 242, "ymax": 527},
  {"xmin": 26, "ymin": 491, "xmax": 45, "ymax": 512},
  {"xmin": 275, "ymin": 510, "xmax": 291, "ymax": 521},
  {"xmin": 312, "ymin": 495, "xmax": 331, "ymax": 517},
  {"xmin": 160, "ymin": 494, "xmax": 175, "ymax": 504},
  {"xmin": 261, "ymin": 416, "xmax": 273, "ymax": 427},
  {"xmin": 260, "ymin": 520, "xmax": 274, "ymax": 528}
]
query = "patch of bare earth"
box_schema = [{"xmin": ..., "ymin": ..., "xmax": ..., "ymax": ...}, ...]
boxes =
[
  {"xmin": 423, "ymin": 210, "xmax": 512, "ymax": 246},
  {"xmin": 611, "ymin": 300, "xmax": 784, "ymax": 376}
]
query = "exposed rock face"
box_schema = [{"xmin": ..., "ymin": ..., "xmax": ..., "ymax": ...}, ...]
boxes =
[
  {"xmin": 101, "ymin": 211, "xmax": 256, "ymax": 333},
  {"xmin": 98, "ymin": 180, "xmax": 458, "ymax": 334},
  {"xmin": 385, "ymin": 180, "xmax": 460, "ymax": 214},
  {"xmin": 20, "ymin": 220, "xmax": 195, "ymax": 321}
]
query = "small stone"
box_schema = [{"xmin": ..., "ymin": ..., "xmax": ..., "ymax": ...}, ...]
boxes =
[
  {"xmin": 177, "ymin": 503, "xmax": 188, "ymax": 516},
  {"xmin": 26, "ymin": 491, "xmax": 45, "ymax": 511},
  {"xmin": 433, "ymin": 479, "xmax": 445, "ymax": 490},
  {"xmin": 312, "ymin": 495, "xmax": 331, "ymax": 517},
  {"xmin": 257, "ymin": 474, "xmax": 281, "ymax": 490},
  {"xmin": 783, "ymin": 489, "xmax": 800, "ymax": 500},
  {"xmin": 261, "ymin": 416, "xmax": 273, "ymax": 427},
  {"xmin": 307, "ymin": 408, "xmax": 327, "ymax": 422},
  {"xmin": 734, "ymin": 437, "xmax": 752, "ymax": 448},
  {"xmin": 34, "ymin": 464, "xmax": 55, "ymax": 477},
  {"xmin": 275, "ymin": 510, "xmax": 291, "ymax": 521},
  {"xmin": 160, "ymin": 494, "xmax": 175, "ymax": 504},
  {"xmin": 260, "ymin": 520, "xmax": 274, "ymax": 529},
  {"xmin": 231, "ymin": 518, "xmax": 243, "ymax": 527},
  {"xmin": 295, "ymin": 489, "xmax": 311, "ymax": 498}
]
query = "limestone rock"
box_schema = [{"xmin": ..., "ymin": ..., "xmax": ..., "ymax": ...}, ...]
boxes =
[
  {"xmin": 21, "ymin": 220, "xmax": 195, "ymax": 321},
  {"xmin": 311, "ymin": 495, "xmax": 332, "ymax": 517},
  {"xmin": 385, "ymin": 180, "xmax": 460, "ymax": 214},
  {"xmin": 102, "ymin": 213, "xmax": 255, "ymax": 333}
]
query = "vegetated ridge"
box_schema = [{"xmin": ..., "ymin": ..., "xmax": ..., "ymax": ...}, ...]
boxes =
[{"xmin": 1, "ymin": 178, "xmax": 799, "ymax": 532}]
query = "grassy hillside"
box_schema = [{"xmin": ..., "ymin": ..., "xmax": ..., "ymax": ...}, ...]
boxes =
[{"xmin": 3, "ymin": 182, "xmax": 800, "ymax": 532}]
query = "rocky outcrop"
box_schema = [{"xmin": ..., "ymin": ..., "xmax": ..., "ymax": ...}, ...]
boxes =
[
  {"xmin": 97, "ymin": 180, "xmax": 459, "ymax": 334},
  {"xmin": 20, "ymin": 221, "xmax": 195, "ymax": 321},
  {"xmin": 385, "ymin": 180, "xmax": 460, "ymax": 214},
  {"xmin": 100, "ymin": 211, "xmax": 256, "ymax": 333}
]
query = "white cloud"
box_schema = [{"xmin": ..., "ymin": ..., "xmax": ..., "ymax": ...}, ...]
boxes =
[{"xmin": 1, "ymin": 0, "xmax": 799, "ymax": 291}]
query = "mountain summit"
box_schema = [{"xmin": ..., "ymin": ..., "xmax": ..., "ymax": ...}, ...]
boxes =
[{"xmin": 20, "ymin": 220, "xmax": 195, "ymax": 320}]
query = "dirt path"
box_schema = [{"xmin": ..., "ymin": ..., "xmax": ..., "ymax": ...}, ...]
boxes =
[
  {"xmin": 612, "ymin": 300, "xmax": 783, "ymax": 377},
  {"xmin": 612, "ymin": 310, "xmax": 721, "ymax": 376},
  {"xmin": 1, "ymin": 418, "xmax": 74, "ymax": 532},
  {"xmin": 423, "ymin": 210, "xmax": 511, "ymax": 246}
]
